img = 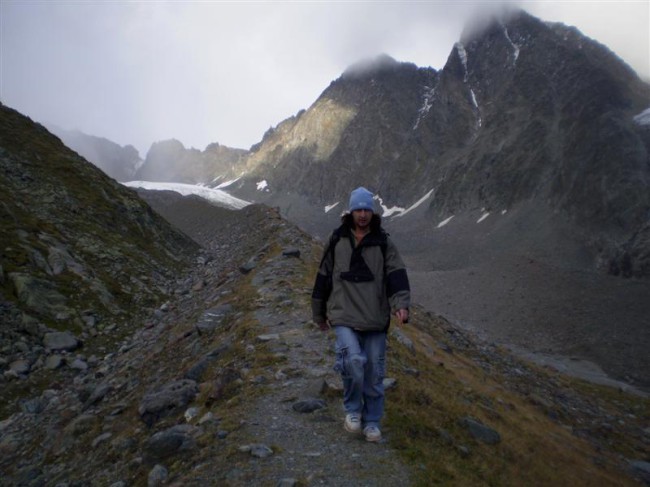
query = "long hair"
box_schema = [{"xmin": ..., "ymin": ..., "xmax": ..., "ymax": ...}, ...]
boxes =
[{"xmin": 341, "ymin": 212, "xmax": 382, "ymax": 233}]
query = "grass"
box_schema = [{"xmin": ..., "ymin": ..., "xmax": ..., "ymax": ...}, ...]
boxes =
[{"xmin": 383, "ymin": 308, "xmax": 647, "ymax": 486}]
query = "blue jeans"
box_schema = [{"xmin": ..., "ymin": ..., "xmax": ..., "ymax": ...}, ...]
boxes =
[{"xmin": 334, "ymin": 326, "xmax": 386, "ymax": 427}]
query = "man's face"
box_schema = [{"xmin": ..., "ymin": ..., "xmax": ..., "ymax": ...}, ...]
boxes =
[{"xmin": 352, "ymin": 209, "xmax": 373, "ymax": 229}]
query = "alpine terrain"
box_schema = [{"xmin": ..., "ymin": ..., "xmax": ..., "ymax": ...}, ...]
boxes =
[{"xmin": 2, "ymin": 8, "xmax": 649, "ymax": 486}]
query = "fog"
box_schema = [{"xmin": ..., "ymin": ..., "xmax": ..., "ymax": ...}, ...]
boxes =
[{"xmin": 1, "ymin": 1, "xmax": 647, "ymax": 156}]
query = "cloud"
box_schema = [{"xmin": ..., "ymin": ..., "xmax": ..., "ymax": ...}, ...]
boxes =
[{"xmin": 1, "ymin": 1, "xmax": 647, "ymax": 157}]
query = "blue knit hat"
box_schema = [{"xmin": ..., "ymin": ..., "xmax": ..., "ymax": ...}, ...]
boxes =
[{"xmin": 349, "ymin": 187, "xmax": 375, "ymax": 212}]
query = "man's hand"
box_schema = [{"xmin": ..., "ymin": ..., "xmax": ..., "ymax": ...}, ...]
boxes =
[
  {"xmin": 316, "ymin": 320, "xmax": 331, "ymax": 332},
  {"xmin": 395, "ymin": 309, "xmax": 409, "ymax": 325}
]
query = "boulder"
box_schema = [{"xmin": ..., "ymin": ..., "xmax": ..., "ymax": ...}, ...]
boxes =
[
  {"xmin": 138, "ymin": 380, "xmax": 198, "ymax": 427},
  {"xmin": 43, "ymin": 331, "xmax": 79, "ymax": 352}
]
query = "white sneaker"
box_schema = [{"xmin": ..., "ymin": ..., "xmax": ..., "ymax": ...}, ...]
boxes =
[
  {"xmin": 344, "ymin": 413, "xmax": 362, "ymax": 433},
  {"xmin": 363, "ymin": 425, "xmax": 382, "ymax": 442}
]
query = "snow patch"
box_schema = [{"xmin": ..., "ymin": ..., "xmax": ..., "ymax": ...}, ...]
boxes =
[
  {"xmin": 477, "ymin": 212, "xmax": 490, "ymax": 223},
  {"xmin": 214, "ymin": 176, "xmax": 241, "ymax": 189},
  {"xmin": 455, "ymin": 42, "xmax": 468, "ymax": 82},
  {"xmin": 256, "ymin": 180, "xmax": 269, "ymax": 191},
  {"xmin": 324, "ymin": 202, "xmax": 340, "ymax": 213},
  {"xmin": 123, "ymin": 181, "xmax": 251, "ymax": 209},
  {"xmin": 633, "ymin": 107, "xmax": 650, "ymax": 125},
  {"xmin": 376, "ymin": 195, "xmax": 406, "ymax": 217},
  {"xmin": 413, "ymin": 83, "xmax": 438, "ymax": 130},
  {"xmin": 392, "ymin": 189, "xmax": 434, "ymax": 218},
  {"xmin": 502, "ymin": 25, "xmax": 520, "ymax": 64},
  {"xmin": 437, "ymin": 216, "xmax": 454, "ymax": 228}
]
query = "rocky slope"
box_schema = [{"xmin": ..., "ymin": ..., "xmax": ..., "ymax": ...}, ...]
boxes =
[
  {"xmin": 47, "ymin": 126, "xmax": 143, "ymax": 182},
  {"xmin": 2, "ymin": 194, "xmax": 648, "ymax": 486},
  {"xmin": 0, "ymin": 103, "xmax": 199, "ymax": 414}
]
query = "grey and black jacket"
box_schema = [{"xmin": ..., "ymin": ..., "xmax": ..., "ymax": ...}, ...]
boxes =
[{"xmin": 311, "ymin": 215, "xmax": 410, "ymax": 332}]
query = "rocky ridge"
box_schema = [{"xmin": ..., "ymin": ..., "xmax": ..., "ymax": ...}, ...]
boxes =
[
  {"xmin": 0, "ymin": 103, "xmax": 199, "ymax": 417},
  {"xmin": 2, "ymin": 199, "xmax": 647, "ymax": 486}
]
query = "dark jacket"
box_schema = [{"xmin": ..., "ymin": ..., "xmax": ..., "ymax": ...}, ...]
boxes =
[{"xmin": 311, "ymin": 215, "xmax": 410, "ymax": 331}]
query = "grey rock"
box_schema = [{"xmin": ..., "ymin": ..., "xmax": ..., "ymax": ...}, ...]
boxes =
[
  {"xmin": 9, "ymin": 359, "xmax": 30, "ymax": 375},
  {"xmin": 257, "ymin": 333, "xmax": 280, "ymax": 342},
  {"xmin": 459, "ymin": 417, "xmax": 501, "ymax": 445},
  {"xmin": 69, "ymin": 358, "xmax": 88, "ymax": 371},
  {"xmin": 92, "ymin": 432, "xmax": 112, "ymax": 448},
  {"xmin": 392, "ymin": 328, "xmax": 415, "ymax": 352},
  {"xmin": 147, "ymin": 464, "xmax": 168, "ymax": 487},
  {"xmin": 629, "ymin": 460, "xmax": 650, "ymax": 483},
  {"xmin": 83, "ymin": 383, "xmax": 112, "ymax": 410},
  {"xmin": 195, "ymin": 304, "xmax": 232, "ymax": 334},
  {"xmin": 383, "ymin": 377, "xmax": 398, "ymax": 390},
  {"xmin": 45, "ymin": 354, "xmax": 64, "ymax": 370},
  {"xmin": 240, "ymin": 443, "xmax": 274, "ymax": 458},
  {"xmin": 139, "ymin": 379, "xmax": 198, "ymax": 427},
  {"xmin": 19, "ymin": 397, "xmax": 47, "ymax": 414},
  {"xmin": 144, "ymin": 425, "xmax": 197, "ymax": 461},
  {"xmin": 282, "ymin": 248, "xmax": 301, "ymax": 258},
  {"xmin": 239, "ymin": 258, "xmax": 257, "ymax": 274},
  {"xmin": 292, "ymin": 399, "xmax": 326, "ymax": 413},
  {"xmin": 9, "ymin": 273, "xmax": 71, "ymax": 318},
  {"xmin": 43, "ymin": 331, "xmax": 79, "ymax": 352}
]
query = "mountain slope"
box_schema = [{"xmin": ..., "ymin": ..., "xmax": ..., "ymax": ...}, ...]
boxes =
[
  {"xmin": 47, "ymin": 125, "xmax": 143, "ymax": 182},
  {"xmin": 0, "ymin": 102, "xmax": 199, "ymax": 403}
]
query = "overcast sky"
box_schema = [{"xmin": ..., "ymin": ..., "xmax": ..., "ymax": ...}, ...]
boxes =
[{"xmin": 1, "ymin": 1, "xmax": 648, "ymax": 156}]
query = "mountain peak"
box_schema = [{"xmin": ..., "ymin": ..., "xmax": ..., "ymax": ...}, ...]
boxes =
[{"xmin": 342, "ymin": 53, "xmax": 409, "ymax": 79}]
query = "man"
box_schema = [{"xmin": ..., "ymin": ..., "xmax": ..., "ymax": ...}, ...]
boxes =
[{"xmin": 312, "ymin": 186, "xmax": 410, "ymax": 442}]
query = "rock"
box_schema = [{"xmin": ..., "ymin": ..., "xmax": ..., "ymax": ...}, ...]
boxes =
[
  {"xmin": 239, "ymin": 259, "xmax": 257, "ymax": 274},
  {"xmin": 320, "ymin": 377, "xmax": 344, "ymax": 396},
  {"xmin": 240, "ymin": 443, "xmax": 274, "ymax": 458},
  {"xmin": 184, "ymin": 343, "xmax": 230, "ymax": 381},
  {"xmin": 92, "ymin": 432, "xmax": 112, "ymax": 448},
  {"xmin": 45, "ymin": 355, "xmax": 63, "ymax": 370},
  {"xmin": 144, "ymin": 425, "xmax": 197, "ymax": 461},
  {"xmin": 292, "ymin": 399, "xmax": 326, "ymax": 413},
  {"xmin": 392, "ymin": 328, "xmax": 415, "ymax": 352},
  {"xmin": 19, "ymin": 397, "xmax": 47, "ymax": 414},
  {"xmin": 69, "ymin": 358, "xmax": 88, "ymax": 371},
  {"xmin": 459, "ymin": 417, "xmax": 501, "ymax": 445},
  {"xmin": 83, "ymin": 383, "xmax": 112, "ymax": 410},
  {"xmin": 277, "ymin": 479, "xmax": 298, "ymax": 487},
  {"xmin": 9, "ymin": 273, "xmax": 71, "ymax": 318},
  {"xmin": 195, "ymin": 305, "xmax": 233, "ymax": 334},
  {"xmin": 184, "ymin": 407, "xmax": 200, "ymax": 422},
  {"xmin": 147, "ymin": 464, "xmax": 168, "ymax": 487},
  {"xmin": 257, "ymin": 333, "xmax": 280, "ymax": 342},
  {"xmin": 138, "ymin": 380, "xmax": 198, "ymax": 427},
  {"xmin": 383, "ymin": 378, "xmax": 397, "ymax": 390},
  {"xmin": 9, "ymin": 359, "xmax": 30, "ymax": 375},
  {"xmin": 43, "ymin": 331, "xmax": 79, "ymax": 352},
  {"xmin": 629, "ymin": 460, "xmax": 650, "ymax": 482},
  {"xmin": 65, "ymin": 414, "xmax": 99, "ymax": 436},
  {"xmin": 282, "ymin": 248, "xmax": 301, "ymax": 258}
]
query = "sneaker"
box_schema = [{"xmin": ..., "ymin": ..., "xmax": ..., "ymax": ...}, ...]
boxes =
[
  {"xmin": 344, "ymin": 413, "xmax": 362, "ymax": 433},
  {"xmin": 363, "ymin": 425, "xmax": 382, "ymax": 442}
]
